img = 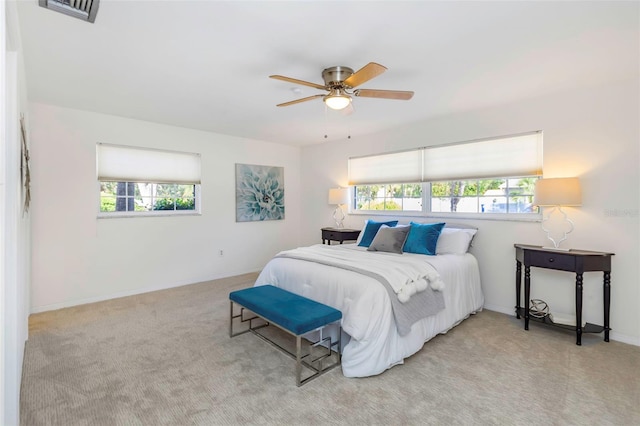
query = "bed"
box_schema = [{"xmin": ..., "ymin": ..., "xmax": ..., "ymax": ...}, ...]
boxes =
[{"xmin": 254, "ymin": 221, "xmax": 484, "ymax": 378}]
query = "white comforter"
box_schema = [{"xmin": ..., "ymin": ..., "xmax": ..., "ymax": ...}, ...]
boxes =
[
  {"xmin": 255, "ymin": 244, "xmax": 484, "ymax": 378},
  {"xmin": 275, "ymin": 245, "xmax": 444, "ymax": 302}
]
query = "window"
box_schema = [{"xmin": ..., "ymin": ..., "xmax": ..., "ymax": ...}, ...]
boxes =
[
  {"xmin": 430, "ymin": 177, "xmax": 537, "ymax": 213},
  {"xmin": 97, "ymin": 144, "xmax": 201, "ymax": 216},
  {"xmin": 355, "ymin": 184, "xmax": 422, "ymax": 211},
  {"xmin": 349, "ymin": 132, "xmax": 542, "ymax": 216},
  {"xmin": 99, "ymin": 182, "xmax": 197, "ymax": 213}
]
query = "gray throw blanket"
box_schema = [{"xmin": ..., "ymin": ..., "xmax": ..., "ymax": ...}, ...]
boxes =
[{"xmin": 275, "ymin": 252, "xmax": 445, "ymax": 336}]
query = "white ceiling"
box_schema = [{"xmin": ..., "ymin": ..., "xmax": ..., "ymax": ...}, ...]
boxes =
[{"xmin": 15, "ymin": 1, "xmax": 639, "ymax": 147}]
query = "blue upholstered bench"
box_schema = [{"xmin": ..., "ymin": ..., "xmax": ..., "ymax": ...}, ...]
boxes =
[{"xmin": 229, "ymin": 285, "xmax": 342, "ymax": 386}]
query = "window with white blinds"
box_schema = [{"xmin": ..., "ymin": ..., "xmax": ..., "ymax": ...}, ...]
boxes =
[
  {"xmin": 349, "ymin": 132, "xmax": 543, "ymax": 216},
  {"xmin": 96, "ymin": 144, "xmax": 201, "ymax": 216}
]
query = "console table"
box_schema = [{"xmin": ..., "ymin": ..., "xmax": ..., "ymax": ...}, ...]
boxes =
[{"xmin": 514, "ymin": 244, "xmax": 614, "ymax": 345}]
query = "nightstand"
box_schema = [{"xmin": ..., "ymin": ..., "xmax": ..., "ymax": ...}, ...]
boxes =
[
  {"xmin": 514, "ymin": 244, "xmax": 614, "ymax": 345},
  {"xmin": 321, "ymin": 228, "xmax": 361, "ymax": 245}
]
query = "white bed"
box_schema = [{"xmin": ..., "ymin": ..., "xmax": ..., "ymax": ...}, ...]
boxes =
[{"xmin": 255, "ymin": 233, "xmax": 484, "ymax": 378}]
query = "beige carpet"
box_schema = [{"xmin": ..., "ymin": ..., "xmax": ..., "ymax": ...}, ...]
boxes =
[{"xmin": 21, "ymin": 273, "xmax": 640, "ymax": 425}]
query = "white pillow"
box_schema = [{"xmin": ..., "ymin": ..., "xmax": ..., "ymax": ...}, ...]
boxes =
[
  {"xmin": 355, "ymin": 220, "xmax": 368, "ymax": 245},
  {"xmin": 436, "ymin": 228, "xmax": 477, "ymax": 254}
]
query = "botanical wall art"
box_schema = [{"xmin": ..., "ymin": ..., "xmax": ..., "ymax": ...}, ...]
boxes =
[{"xmin": 235, "ymin": 163, "xmax": 285, "ymax": 222}]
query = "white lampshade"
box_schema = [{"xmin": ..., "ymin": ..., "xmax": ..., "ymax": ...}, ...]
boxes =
[
  {"xmin": 328, "ymin": 188, "xmax": 350, "ymax": 205},
  {"xmin": 324, "ymin": 95, "xmax": 351, "ymax": 110},
  {"xmin": 533, "ymin": 177, "xmax": 582, "ymax": 207}
]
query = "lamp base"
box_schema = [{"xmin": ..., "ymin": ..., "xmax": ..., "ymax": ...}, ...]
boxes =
[
  {"xmin": 541, "ymin": 246, "xmax": 571, "ymax": 251},
  {"xmin": 332, "ymin": 206, "xmax": 345, "ymax": 228},
  {"xmin": 541, "ymin": 206, "xmax": 575, "ymax": 252}
]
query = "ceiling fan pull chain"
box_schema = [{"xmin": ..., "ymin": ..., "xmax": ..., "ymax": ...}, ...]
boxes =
[{"xmin": 324, "ymin": 104, "xmax": 328, "ymax": 139}]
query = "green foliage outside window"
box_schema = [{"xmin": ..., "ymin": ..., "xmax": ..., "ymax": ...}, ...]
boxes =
[
  {"xmin": 366, "ymin": 200, "xmax": 401, "ymax": 210},
  {"xmin": 153, "ymin": 198, "xmax": 196, "ymax": 210},
  {"xmin": 100, "ymin": 197, "xmax": 115, "ymax": 212}
]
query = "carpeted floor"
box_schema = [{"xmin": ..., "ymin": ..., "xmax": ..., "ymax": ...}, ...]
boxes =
[{"xmin": 21, "ymin": 273, "xmax": 640, "ymax": 425}]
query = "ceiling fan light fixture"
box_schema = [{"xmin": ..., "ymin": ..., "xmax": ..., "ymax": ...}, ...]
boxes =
[
  {"xmin": 324, "ymin": 94, "xmax": 352, "ymax": 110},
  {"xmin": 270, "ymin": 62, "xmax": 413, "ymax": 110}
]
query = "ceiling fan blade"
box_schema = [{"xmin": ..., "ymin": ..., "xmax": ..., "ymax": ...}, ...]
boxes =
[
  {"xmin": 354, "ymin": 89, "xmax": 414, "ymax": 100},
  {"xmin": 343, "ymin": 62, "xmax": 387, "ymax": 88},
  {"xmin": 269, "ymin": 75, "xmax": 326, "ymax": 90},
  {"xmin": 276, "ymin": 94, "xmax": 324, "ymax": 107}
]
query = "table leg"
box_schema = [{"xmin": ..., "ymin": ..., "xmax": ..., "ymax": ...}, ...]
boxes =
[
  {"xmin": 604, "ymin": 271, "xmax": 611, "ymax": 342},
  {"xmin": 524, "ymin": 265, "xmax": 530, "ymax": 330},
  {"xmin": 515, "ymin": 261, "xmax": 522, "ymax": 319},
  {"xmin": 576, "ymin": 273, "xmax": 583, "ymax": 346}
]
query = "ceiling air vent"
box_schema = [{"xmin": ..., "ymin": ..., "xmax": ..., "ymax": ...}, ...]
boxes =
[{"xmin": 39, "ymin": 0, "xmax": 100, "ymax": 23}]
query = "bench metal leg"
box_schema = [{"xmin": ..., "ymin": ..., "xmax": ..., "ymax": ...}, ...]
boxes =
[
  {"xmin": 296, "ymin": 336, "xmax": 302, "ymax": 387},
  {"xmin": 229, "ymin": 301, "xmax": 268, "ymax": 338}
]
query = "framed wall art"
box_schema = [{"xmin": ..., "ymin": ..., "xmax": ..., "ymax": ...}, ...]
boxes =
[
  {"xmin": 20, "ymin": 114, "xmax": 31, "ymax": 214},
  {"xmin": 235, "ymin": 163, "xmax": 284, "ymax": 222}
]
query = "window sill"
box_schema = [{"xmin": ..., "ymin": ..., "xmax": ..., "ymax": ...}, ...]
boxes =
[
  {"xmin": 349, "ymin": 210, "xmax": 542, "ymax": 223},
  {"xmin": 97, "ymin": 211, "xmax": 201, "ymax": 219}
]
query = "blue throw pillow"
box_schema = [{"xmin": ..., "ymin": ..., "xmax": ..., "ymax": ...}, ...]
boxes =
[
  {"xmin": 403, "ymin": 222, "xmax": 446, "ymax": 255},
  {"xmin": 357, "ymin": 220, "xmax": 399, "ymax": 247}
]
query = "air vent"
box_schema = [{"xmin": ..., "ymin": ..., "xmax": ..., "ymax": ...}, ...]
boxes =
[{"xmin": 38, "ymin": 0, "xmax": 100, "ymax": 23}]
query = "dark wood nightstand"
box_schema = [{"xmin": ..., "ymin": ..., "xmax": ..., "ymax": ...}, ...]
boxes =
[
  {"xmin": 321, "ymin": 228, "xmax": 361, "ymax": 245},
  {"xmin": 514, "ymin": 244, "xmax": 614, "ymax": 345}
]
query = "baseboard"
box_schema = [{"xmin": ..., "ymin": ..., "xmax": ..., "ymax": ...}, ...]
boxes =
[
  {"xmin": 482, "ymin": 303, "xmax": 513, "ymax": 316},
  {"xmin": 30, "ymin": 268, "xmax": 262, "ymax": 314},
  {"xmin": 609, "ymin": 331, "xmax": 640, "ymax": 346},
  {"xmin": 482, "ymin": 304, "xmax": 639, "ymax": 347}
]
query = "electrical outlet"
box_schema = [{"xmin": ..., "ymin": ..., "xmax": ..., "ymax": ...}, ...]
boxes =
[{"xmin": 218, "ymin": 250, "xmax": 224, "ymax": 257}]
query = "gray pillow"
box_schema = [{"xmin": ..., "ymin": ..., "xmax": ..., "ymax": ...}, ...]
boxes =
[{"xmin": 367, "ymin": 225, "xmax": 410, "ymax": 254}]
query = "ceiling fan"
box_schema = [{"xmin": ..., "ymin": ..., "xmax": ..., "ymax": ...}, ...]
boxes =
[{"xmin": 270, "ymin": 62, "xmax": 414, "ymax": 111}]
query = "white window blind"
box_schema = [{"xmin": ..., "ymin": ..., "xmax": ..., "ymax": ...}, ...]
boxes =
[
  {"xmin": 348, "ymin": 132, "xmax": 542, "ymax": 184},
  {"xmin": 97, "ymin": 143, "xmax": 201, "ymax": 184},
  {"xmin": 423, "ymin": 132, "xmax": 543, "ymax": 181},
  {"xmin": 348, "ymin": 149, "xmax": 422, "ymax": 185}
]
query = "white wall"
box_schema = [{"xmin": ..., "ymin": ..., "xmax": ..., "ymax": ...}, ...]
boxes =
[
  {"xmin": 29, "ymin": 103, "xmax": 301, "ymax": 312},
  {"xmin": 2, "ymin": 1, "xmax": 31, "ymax": 424},
  {"xmin": 301, "ymin": 78, "xmax": 640, "ymax": 345}
]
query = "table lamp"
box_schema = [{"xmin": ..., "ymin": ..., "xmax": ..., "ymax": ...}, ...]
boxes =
[
  {"xmin": 328, "ymin": 188, "xmax": 350, "ymax": 228},
  {"xmin": 533, "ymin": 177, "xmax": 582, "ymax": 250}
]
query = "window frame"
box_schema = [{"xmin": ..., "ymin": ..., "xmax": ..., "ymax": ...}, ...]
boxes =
[
  {"xmin": 428, "ymin": 177, "xmax": 539, "ymax": 215},
  {"xmin": 97, "ymin": 181, "xmax": 202, "ymax": 218},
  {"xmin": 354, "ymin": 183, "xmax": 424, "ymax": 212},
  {"xmin": 351, "ymin": 179, "xmax": 541, "ymax": 221}
]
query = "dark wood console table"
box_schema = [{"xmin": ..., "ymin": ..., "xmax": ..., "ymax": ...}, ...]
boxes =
[{"xmin": 514, "ymin": 244, "xmax": 614, "ymax": 345}]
